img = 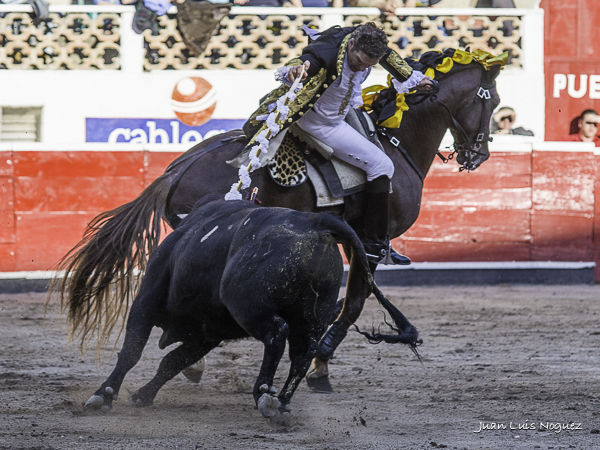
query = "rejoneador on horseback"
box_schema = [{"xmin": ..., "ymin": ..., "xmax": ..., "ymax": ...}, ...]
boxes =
[
  {"xmin": 50, "ymin": 19, "xmax": 505, "ymax": 393},
  {"xmin": 239, "ymin": 22, "xmax": 434, "ymax": 265}
]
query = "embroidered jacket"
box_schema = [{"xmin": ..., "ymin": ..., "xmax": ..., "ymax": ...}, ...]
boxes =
[{"xmin": 242, "ymin": 26, "xmax": 414, "ymax": 144}]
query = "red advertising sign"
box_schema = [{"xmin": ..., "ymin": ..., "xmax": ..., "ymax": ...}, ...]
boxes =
[{"xmin": 542, "ymin": 0, "xmax": 600, "ymax": 140}]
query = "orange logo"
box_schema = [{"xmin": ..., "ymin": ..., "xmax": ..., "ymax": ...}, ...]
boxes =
[{"xmin": 171, "ymin": 77, "xmax": 217, "ymax": 126}]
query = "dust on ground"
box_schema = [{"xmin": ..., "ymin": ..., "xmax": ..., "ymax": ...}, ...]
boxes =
[{"xmin": 1, "ymin": 285, "xmax": 599, "ymax": 450}]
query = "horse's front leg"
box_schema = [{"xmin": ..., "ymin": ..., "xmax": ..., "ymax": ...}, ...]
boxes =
[{"xmin": 306, "ymin": 248, "xmax": 375, "ymax": 393}]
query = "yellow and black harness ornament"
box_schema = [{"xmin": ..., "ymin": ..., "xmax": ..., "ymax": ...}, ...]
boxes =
[{"xmin": 361, "ymin": 49, "xmax": 509, "ymax": 130}]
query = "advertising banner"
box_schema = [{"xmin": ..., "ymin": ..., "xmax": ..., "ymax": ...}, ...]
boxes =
[{"xmin": 85, "ymin": 118, "xmax": 245, "ymax": 144}]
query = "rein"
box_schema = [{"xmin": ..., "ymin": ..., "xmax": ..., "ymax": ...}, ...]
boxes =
[
  {"xmin": 433, "ymin": 70, "xmax": 496, "ymax": 171},
  {"xmin": 378, "ymin": 127, "xmax": 424, "ymax": 182},
  {"xmin": 374, "ymin": 81, "xmax": 442, "ymax": 182},
  {"xmin": 403, "ymin": 70, "xmax": 495, "ymax": 171},
  {"xmin": 376, "ymin": 69, "xmax": 496, "ymax": 179}
]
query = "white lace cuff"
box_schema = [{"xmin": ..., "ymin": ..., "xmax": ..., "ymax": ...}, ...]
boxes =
[
  {"xmin": 275, "ymin": 67, "xmax": 293, "ymax": 87},
  {"xmin": 392, "ymin": 71, "xmax": 426, "ymax": 94}
]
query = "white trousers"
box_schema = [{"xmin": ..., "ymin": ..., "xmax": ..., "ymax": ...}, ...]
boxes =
[{"xmin": 297, "ymin": 111, "xmax": 395, "ymax": 182}]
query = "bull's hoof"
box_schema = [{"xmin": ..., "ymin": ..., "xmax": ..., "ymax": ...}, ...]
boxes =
[
  {"xmin": 84, "ymin": 386, "xmax": 116, "ymax": 411},
  {"xmin": 305, "ymin": 374, "xmax": 334, "ymax": 394},
  {"xmin": 257, "ymin": 392, "xmax": 281, "ymax": 418},
  {"xmin": 270, "ymin": 410, "xmax": 293, "ymax": 428}
]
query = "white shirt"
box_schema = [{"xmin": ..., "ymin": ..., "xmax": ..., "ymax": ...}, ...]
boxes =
[{"xmin": 308, "ymin": 55, "xmax": 369, "ymax": 126}]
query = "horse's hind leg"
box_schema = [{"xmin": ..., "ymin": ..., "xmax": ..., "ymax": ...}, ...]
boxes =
[
  {"xmin": 129, "ymin": 340, "xmax": 220, "ymax": 407},
  {"xmin": 327, "ymin": 244, "xmax": 353, "ymax": 325},
  {"xmin": 307, "ymin": 248, "xmax": 373, "ymax": 393}
]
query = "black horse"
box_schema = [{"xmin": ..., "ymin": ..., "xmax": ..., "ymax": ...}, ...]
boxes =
[
  {"xmin": 51, "ymin": 56, "xmax": 501, "ymax": 392},
  {"xmin": 83, "ymin": 198, "xmax": 420, "ymax": 418}
]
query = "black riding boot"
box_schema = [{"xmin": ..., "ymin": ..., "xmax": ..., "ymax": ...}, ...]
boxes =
[{"xmin": 362, "ymin": 176, "xmax": 411, "ymax": 265}]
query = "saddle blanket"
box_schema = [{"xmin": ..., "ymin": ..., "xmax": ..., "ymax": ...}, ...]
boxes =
[{"xmin": 227, "ymin": 109, "xmax": 386, "ymax": 207}]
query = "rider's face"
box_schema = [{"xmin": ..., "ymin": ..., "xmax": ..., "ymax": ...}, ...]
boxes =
[{"xmin": 347, "ymin": 39, "xmax": 381, "ymax": 73}]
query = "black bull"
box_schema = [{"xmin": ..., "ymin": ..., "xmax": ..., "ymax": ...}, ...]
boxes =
[{"xmin": 84, "ymin": 198, "xmax": 420, "ymax": 418}]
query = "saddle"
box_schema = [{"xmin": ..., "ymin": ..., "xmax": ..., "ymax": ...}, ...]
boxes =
[{"xmin": 229, "ymin": 109, "xmax": 385, "ymax": 210}]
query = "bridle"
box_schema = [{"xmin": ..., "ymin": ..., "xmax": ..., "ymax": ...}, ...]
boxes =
[
  {"xmin": 386, "ymin": 68, "xmax": 497, "ymax": 173},
  {"xmin": 431, "ymin": 69, "xmax": 497, "ymax": 171}
]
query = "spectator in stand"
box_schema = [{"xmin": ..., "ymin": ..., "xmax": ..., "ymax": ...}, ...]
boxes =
[
  {"xmin": 134, "ymin": 0, "xmax": 247, "ymax": 35},
  {"xmin": 241, "ymin": 0, "xmax": 338, "ymax": 7},
  {"xmin": 94, "ymin": 0, "xmax": 133, "ymax": 4},
  {"xmin": 563, "ymin": 110, "xmax": 600, "ymax": 146},
  {"xmin": 295, "ymin": 0, "xmax": 342, "ymax": 7},
  {"xmin": 491, "ymin": 106, "xmax": 534, "ymax": 136},
  {"xmin": 475, "ymin": 0, "xmax": 514, "ymax": 6},
  {"xmin": 241, "ymin": 0, "xmax": 292, "ymax": 6},
  {"xmin": 474, "ymin": 0, "xmax": 541, "ymax": 7},
  {"xmin": 361, "ymin": 0, "xmax": 539, "ymax": 6},
  {"xmin": 0, "ymin": 0, "xmax": 49, "ymax": 19},
  {"xmin": 347, "ymin": 0, "xmax": 440, "ymax": 17}
]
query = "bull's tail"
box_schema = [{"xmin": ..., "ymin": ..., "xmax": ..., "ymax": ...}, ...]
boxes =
[
  {"xmin": 47, "ymin": 170, "xmax": 176, "ymax": 355},
  {"xmin": 315, "ymin": 214, "xmax": 422, "ymax": 356}
]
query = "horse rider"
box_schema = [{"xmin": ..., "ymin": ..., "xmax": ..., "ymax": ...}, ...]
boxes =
[{"xmin": 243, "ymin": 22, "xmax": 434, "ymax": 265}]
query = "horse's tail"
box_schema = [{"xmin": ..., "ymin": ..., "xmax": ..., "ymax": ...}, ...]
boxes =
[
  {"xmin": 47, "ymin": 170, "xmax": 176, "ymax": 354},
  {"xmin": 315, "ymin": 214, "xmax": 422, "ymax": 356}
]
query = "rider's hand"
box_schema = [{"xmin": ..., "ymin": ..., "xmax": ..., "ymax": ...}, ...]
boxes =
[
  {"xmin": 288, "ymin": 61, "xmax": 310, "ymax": 83},
  {"xmin": 416, "ymin": 76, "xmax": 434, "ymax": 91}
]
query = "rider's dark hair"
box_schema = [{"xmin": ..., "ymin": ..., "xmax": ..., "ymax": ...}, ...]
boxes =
[{"xmin": 351, "ymin": 23, "xmax": 389, "ymax": 59}]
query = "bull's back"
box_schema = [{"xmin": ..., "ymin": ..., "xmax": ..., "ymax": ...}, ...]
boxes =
[{"xmin": 221, "ymin": 209, "xmax": 344, "ymax": 309}]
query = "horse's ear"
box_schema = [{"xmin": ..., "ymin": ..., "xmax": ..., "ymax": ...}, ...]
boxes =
[{"xmin": 486, "ymin": 65, "xmax": 502, "ymax": 82}]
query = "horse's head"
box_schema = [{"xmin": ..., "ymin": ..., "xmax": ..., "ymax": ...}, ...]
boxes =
[
  {"xmin": 431, "ymin": 62, "xmax": 502, "ymax": 171},
  {"xmin": 367, "ymin": 53, "xmax": 503, "ymax": 172}
]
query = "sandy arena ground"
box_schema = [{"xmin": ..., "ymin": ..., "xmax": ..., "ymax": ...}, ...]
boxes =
[{"xmin": 1, "ymin": 285, "xmax": 599, "ymax": 450}]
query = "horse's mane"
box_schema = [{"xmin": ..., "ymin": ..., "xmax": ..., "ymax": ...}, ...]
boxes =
[
  {"xmin": 367, "ymin": 48, "xmax": 481, "ymax": 126},
  {"xmin": 404, "ymin": 48, "xmax": 466, "ymax": 75}
]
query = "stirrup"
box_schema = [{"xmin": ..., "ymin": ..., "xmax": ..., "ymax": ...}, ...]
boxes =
[{"xmin": 365, "ymin": 242, "xmax": 411, "ymax": 266}]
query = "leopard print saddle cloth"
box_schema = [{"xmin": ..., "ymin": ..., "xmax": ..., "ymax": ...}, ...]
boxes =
[
  {"xmin": 228, "ymin": 109, "xmax": 384, "ymax": 207},
  {"xmin": 266, "ymin": 132, "xmax": 308, "ymax": 187},
  {"xmin": 269, "ymin": 109, "xmax": 384, "ymax": 198}
]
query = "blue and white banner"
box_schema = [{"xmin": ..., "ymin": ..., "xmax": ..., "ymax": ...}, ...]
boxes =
[{"xmin": 86, "ymin": 118, "xmax": 245, "ymax": 144}]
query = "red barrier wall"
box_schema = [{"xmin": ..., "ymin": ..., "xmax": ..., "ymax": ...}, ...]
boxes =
[{"xmin": 1, "ymin": 143, "xmax": 599, "ymax": 280}]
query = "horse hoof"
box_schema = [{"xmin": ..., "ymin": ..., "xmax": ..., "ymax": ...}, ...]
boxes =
[
  {"xmin": 85, "ymin": 386, "xmax": 116, "ymax": 410},
  {"xmin": 131, "ymin": 398, "xmax": 152, "ymax": 407},
  {"xmin": 257, "ymin": 393, "xmax": 280, "ymax": 418},
  {"xmin": 182, "ymin": 358, "xmax": 206, "ymax": 384},
  {"xmin": 306, "ymin": 375, "xmax": 335, "ymax": 394},
  {"xmin": 129, "ymin": 393, "xmax": 153, "ymax": 407},
  {"xmin": 84, "ymin": 394, "xmax": 104, "ymax": 410}
]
